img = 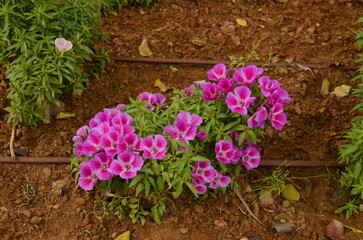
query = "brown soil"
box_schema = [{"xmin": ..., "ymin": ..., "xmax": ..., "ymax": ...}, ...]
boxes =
[{"xmin": 1, "ymin": 0, "xmax": 363, "ymax": 239}]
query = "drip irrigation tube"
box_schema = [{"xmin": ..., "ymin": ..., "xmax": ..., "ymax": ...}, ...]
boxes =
[
  {"xmin": 110, "ymin": 56, "xmax": 359, "ymax": 70},
  {"xmin": 0, "ymin": 156, "xmax": 345, "ymax": 167}
]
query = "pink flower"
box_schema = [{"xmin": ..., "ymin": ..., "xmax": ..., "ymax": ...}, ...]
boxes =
[
  {"xmin": 140, "ymin": 135, "xmax": 167, "ymax": 160},
  {"xmin": 190, "ymin": 179, "xmax": 207, "ymax": 194},
  {"xmin": 201, "ymin": 82, "xmax": 222, "ymax": 102},
  {"xmin": 55, "ymin": 38, "xmax": 73, "ymax": 53},
  {"xmin": 112, "ymin": 124, "xmax": 135, "ymax": 138},
  {"xmin": 247, "ymin": 106, "xmax": 268, "ymax": 129},
  {"xmin": 230, "ymin": 145, "xmax": 242, "ymax": 164},
  {"xmin": 217, "ymin": 78, "xmax": 235, "ymax": 93},
  {"xmin": 82, "ymin": 133, "xmax": 102, "ymax": 157},
  {"xmin": 207, "ymin": 63, "xmax": 233, "ymax": 81},
  {"xmin": 139, "ymin": 92, "xmax": 166, "ymax": 110},
  {"xmin": 268, "ymin": 103, "xmax": 287, "ymax": 130},
  {"xmin": 209, "ymin": 170, "xmax": 230, "ymax": 189},
  {"xmin": 100, "ymin": 131, "xmax": 123, "ymax": 157},
  {"xmin": 119, "ymin": 133, "xmax": 141, "ymax": 152},
  {"xmin": 89, "ymin": 152, "xmax": 114, "ymax": 180},
  {"xmin": 215, "ymin": 140, "xmax": 235, "ymax": 164},
  {"xmin": 116, "ymin": 104, "xmax": 126, "ymax": 111},
  {"xmin": 89, "ymin": 112, "xmax": 109, "ymax": 128},
  {"xmin": 268, "ymin": 88, "xmax": 291, "ymax": 106},
  {"xmin": 72, "ymin": 126, "xmax": 89, "ymax": 142},
  {"xmin": 164, "ymin": 120, "xmax": 197, "ymax": 143},
  {"xmin": 233, "ymin": 65, "xmax": 264, "ymax": 87},
  {"xmin": 196, "ymin": 131, "xmax": 207, "ymax": 141},
  {"xmin": 241, "ymin": 145, "xmax": 260, "ymax": 169},
  {"xmin": 177, "ymin": 112, "xmax": 202, "ymax": 126},
  {"xmin": 226, "ymin": 86, "xmax": 256, "ymax": 115},
  {"xmin": 258, "ymin": 76, "xmax": 281, "ymax": 98},
  {"xmin": 110, "ymin": 151, "xmax": 144, "ymax": 179},
  {"xmin": 103, "ymin": 108, "xmax": 122, "ymax": 120},
  {"xmin": 91, "ymin": 122, "xmax": 110, "ymax": 136},
  {"xmin": 78, "ymin": 162, "xmax": 98, "ymax": 191},
  {"xmin": 192, "ymin": 161, "xmax": 215, "ymax": 184},
  {"xmin": 111, "ymin": 113, "xmax": 133, "ymax": 126}
]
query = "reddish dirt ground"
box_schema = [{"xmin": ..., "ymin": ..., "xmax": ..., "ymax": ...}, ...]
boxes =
[{"xmin": 1, "ymin": 0, "xmax": 363, "ymax": 239}]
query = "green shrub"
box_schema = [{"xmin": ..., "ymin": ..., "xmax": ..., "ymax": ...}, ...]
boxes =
[
  {"xmin": 336, "ymin": 16, "xmax": 363, "ymax": 218},
  {"xmin": 0, "ymin": 0, "xmax": 106, "ymax": 126}
]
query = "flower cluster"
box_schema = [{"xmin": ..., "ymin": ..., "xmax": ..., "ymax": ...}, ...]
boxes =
[
  {"xmin": 204, "ymin": 64, "xmax": 290, "ymax": 130},
  {"xmin": 73, "ymin": 64, "xmax": 291, "ymax": 198}
]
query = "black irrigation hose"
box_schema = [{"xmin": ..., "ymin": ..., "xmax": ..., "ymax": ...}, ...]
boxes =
[
  {"xmin": 0, "ymin": 156, "xmax": 346, "ymax": 167},
  {"xmin": 110, "ymin": 56, "xmax": 360, "ymax": 70}
]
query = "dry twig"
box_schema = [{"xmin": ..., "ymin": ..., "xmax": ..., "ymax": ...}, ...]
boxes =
[{"xmin": 234, "ymin": 187, "xmax": 264, "ymax": 225}]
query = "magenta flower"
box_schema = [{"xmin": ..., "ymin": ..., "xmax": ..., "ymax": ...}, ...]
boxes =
[
  {"xmin": 82, "ymin": 133, "xmax": 102, "ymax": 157},
  {"xmin": 110, "ymin": 151, "xmax": 144, "ymax": 179},
  {"xmin": 181, "ymin": 83, "xmax": 199, "ymax": 97},
  {"xmin": 89, "ymin": 152, "xmax": 114, "ymax": 180},
  {"xmin": 192, "ymin": 161, "xmax": 215, "ymax": 184},
  {"xmin": 119, "ymin": 133, "xmax": 141, "ymax": 152},
  {"xmin": 164, "ymin": 120, "xmax": 197, "ymax": 143},
  {"xmin": 241, "ymin": 145, "xmax": 260, "ymax": 169},
  {"xmin": 258, "ymin": 76, "xmax": 281, "ymax": 98},
  {"xmin": 111, "ymin": 113, "xmax": 133, "ymax": 126},
  {"xmin": 230, "ymin": 145, "xmax": 242, "ymax": 164},
  {"xmin": 190, "ymin": 179, "xmax": 207, "ymax": 195},
  {"xmin": 209, "ymin": 170, "xmax": 230, "ymax": 189},
  {"xmin": 112, "ymin": 124, "xmax": 135, "ymax": 138},
  {"xmin": 207, "ymin": 63, "xmax": 232, "ymax": 81},
  {"xmin": 226, "ymin": 86, "xmax": 256, "ymax": 115},
  {"xmin": 89, "ymin": 112, "xmax": 109, "ymax": 128},
  {"xmin": 140, "ymin": 135, "xmax": 167, "ymax": 160},
  {"xmin": 91, "ymin": 122, "xmax": 110, "ymax": 136},
  {"xmin": 233, "ymin": 65, "xmax": 264, "ymax": 87},
  {"xmin": 103, "ymin": 108, "xmax": 122, "ymax": 120},
  {"xmin": 116, "ymin": 104, "xmax": 126, "ymax": 111},
  {"xmin": 177, "ymin": 112, "xmax": 202, "ymax": 126},
  {"xmin": 215, "ymin": 140, "xmax": 235, "ymax": 164},
  {"xmin": 74, "ymin": 142, "xmax": 85, "ymax": 157},
  {"xmin": 202, "ymin": 82, "xmax": 222, "ymax": 102},
  {"xmin": 72, "ymin": 125, "xmax": 89, "ymax": 142},
  {"xmin": 100, "ymin": 131, "xmax": 123, "ymax": 157},
  {"xmin": 217, "ymin": 78, "xmax": 235, "ymax": 93},
  {"xmin": 247, "ymin": 106, "xmax": 268, "ymax": 129},
  {"xmin": 55, "ymin": 38, "xmax": 73, "ymax": 53},
  {"xmin": 196, "ymin": 131, "xmax": 207, "ymax": 141},
  {"xmin": 78, "ymin": 162, "xmax": 98, "ymax": 191},
  {"xmin": 268, "ymin": 103, "xmax": 287, "ymax": 130},
  {"xmin": 139, "ymin": 92, "xmax": 166, "ymax": 110},
  {"xmin": 268, "ymin": 88, "xmax": 291, "ymax": 106}
]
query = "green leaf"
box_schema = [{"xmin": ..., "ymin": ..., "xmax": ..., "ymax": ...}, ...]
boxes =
[
  {"xmin": 191, "ymin": 155, "xmax": 210, "ymax": 162},
  {"xmin": 186, "ymin": 181, "xmax": 199, "ymax": 198},
  {"xmin": 156, "ymin": 175, "xmax": 165, "ymax": 192},
  {"xmin": 151, "ymin": 206, "xmax": 161, "ymax": 225},
  {"xmin": 129, "ymin": 174, "xmax": 145, "ymax": 187},
  {"xmin": 135, "ymin": 183, "xmax": 144, "ymax": 196}
]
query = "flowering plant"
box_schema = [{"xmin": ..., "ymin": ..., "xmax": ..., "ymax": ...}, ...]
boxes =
[{"xmin": 71, "ymin": 64, "xmax": 291, "ymax": 224}]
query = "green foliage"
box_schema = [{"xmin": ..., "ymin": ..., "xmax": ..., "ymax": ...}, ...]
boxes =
[
  {"xmin": 0, "ymin": 0, "xmax": 107, "ymax": 126},
  {"xmin": 336, "ymin": 15, "xmax": 363, "ymax": 218},
  {"xmin": 100, "ymin": 0, "xmax": 159, "ymax": 16},
  {"xmin": 71, "ymin": 85, "xmax": 266, "ymax": 224}
]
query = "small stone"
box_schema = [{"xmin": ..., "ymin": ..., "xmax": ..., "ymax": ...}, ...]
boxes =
[
  {"xmin": 193, "ymin": 205, "xmax": 204, "ymax": 213},
  {"xmin": 42, "ymin": 167, "xmax": 51, "ymax": 178},
  {"xmin": 52, "ymin": 180, "xmax": 68, "ymax": 196},
  {"xmin": 214, "ymin": 219, "xmax": 228, "ymax": 228},
  {"xmin": 179, "ymin": 227, "xmax": 189, "ymax": 234},
  {"xmin": 22, "ymin": 210, "xmax": 31, "ymax": 218},
  {"xmin": 231, "ymin": 35, "xmax": 241, "ymax": 46},
  {"xmin": 30, "ymin": 216, "xmax": 43, "ymax": 224},
  {"xmin": 53, "ymin": 204, "xmax": 60, "ymax": 210}
]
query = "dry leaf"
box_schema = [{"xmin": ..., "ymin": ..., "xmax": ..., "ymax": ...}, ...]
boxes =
[
  {"xmin": 115, "ymin": 230, "xmax": 130, "ymax": 240},
  {"xmin": 138, "ymin": 39, "xmax": 153, "ymax": 57},
  {"xmin": 56, "ymin": 112, "xmax": 76, "ymax": 119},
  {"xmin": 272, "ymin": 222, "xmax": 295, "ymax": 233},
  {"xmin": 154, "ymin": 79, "xmax": 170, "ymax": 92},
  {"xmin": 332, "ymin": 85, "xmax": 351, "ymax": 98},
  {"xmin": 259, "ymin": 190, "xmax": 279, "ymax": 212},
  {"xmin": 236, "ymin": 18, "xmax": 247, "ymax": 26},
  {"xmin": 327, "ymin": 219, "xmax": 344, "ymax": 240},
  {"xmin": 320, "ymin": 79, "xmax": 330, "ymax": 95}
]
